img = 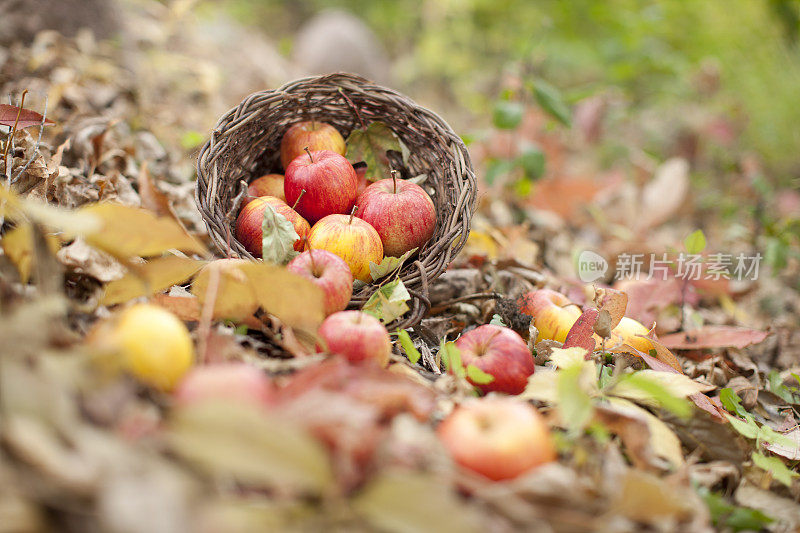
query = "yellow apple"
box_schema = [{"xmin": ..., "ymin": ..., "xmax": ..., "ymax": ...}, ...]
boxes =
[{"xmin": 517, "ymin": 289, "xmax": 582, "ymax": 343}]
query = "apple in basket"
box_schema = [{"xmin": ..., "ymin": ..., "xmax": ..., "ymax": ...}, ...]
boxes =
[
  {"xmin": 356, "ymin": 173, "xmax": 436, "ymax": 257},
  {"xmin": 235, "ymin": 196, "xmax": 309, "ymax": 257},
  {"xmin": 284, "ymin": 149, "xmax": 358, "ymax": 225},
  {"xmin": 280, "ymin": 120, "xmax": 346, "ymax": 170},
  {"xmin": 306, "ymin": 210, "xmax": 383, "ymax": 283}
]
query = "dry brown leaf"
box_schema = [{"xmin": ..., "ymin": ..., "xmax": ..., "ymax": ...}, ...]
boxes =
[
  {"xmin": 595, "ymin": 287, "xmax": 628, "ymax": 330},
  {"xmin": 0, "ymin": 104, "xmax": 55, "ymax": 129},
  {"xmin": 659, "ymin": 326, "xmax": 769, "ymax": 350},
  {"xmin": 137, "ymin": 163, "xmax": 180, "ymax": 222}
]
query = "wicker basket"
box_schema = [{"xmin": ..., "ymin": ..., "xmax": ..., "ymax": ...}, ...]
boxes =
[{"xmin": 195, "ymin": 73, "xmax": 476, "ymax": 329}]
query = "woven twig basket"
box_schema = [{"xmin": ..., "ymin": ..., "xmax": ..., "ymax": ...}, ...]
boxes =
[{"xmin": 195, "ymin": 73, "xmax": 476, "ymax": 329}]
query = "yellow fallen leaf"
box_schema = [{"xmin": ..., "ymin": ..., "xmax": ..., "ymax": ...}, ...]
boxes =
[
  {"xmin": 102, "ymin": 256, "xmax": 207, "ymax": 305},
  {"xmin": 78, "ymin": 203, "xmax": 207, "ymax": 259}
]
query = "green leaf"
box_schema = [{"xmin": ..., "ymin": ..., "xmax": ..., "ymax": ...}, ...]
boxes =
[
  {"xmin": 725, "ymin": 413, "xmax": 759, "ymax": 440},
  {"xmin": 466, "ymin": 364, "xmax": 495, "ymax": 385},
  {"xmin": 261, "ymin": 202, "xmax": 299, "ymax": 265},
  {"xmin": 719, "ymin": 388, "xmax": 750, "ymax": 418},
  {"xmin": 396, "ymin": 329, "xmax": 421, "ymax": 365},
  {"xmin": 530, "ymin": 80, "xmax": 572, "ymax": 127},
  {"xmin": 684, "ymin": 229, "xmax": 707, "ymax": 255},
  {"xmin": 345, "ymin": 121, "xmax": 402, "ymax": 181},
  {"xmin": 751, "ymin": 452, "xmax": 798, "ymax": 487},
  {"xmin": 757, "ymin": 424, "xmax": 797, "ymax": 449},
  {"xmin": 698, "ymin": 486, "xmax": 773, "ymax": 532},
  {"xmin": 516, "ymin": 144, "xmax": 546, "ymax": 180},
  {"xmin": 492, "ymin": 101, "xmax": 524, "ymax": 130},
  {"xmin": 610, "ymin": 371, "xmax": 694, "ymax": 418},
  {"xmin": 489, "ymin": 314, "xmax": 507, "ymax": 326},
  {"xmin": 440, "ymin": 341, "xmax": 464, "ymax": 378},
  {"xmin": 767, "ymin": 370, "xmax": 798, "ymax": 403},
  {"xmin": 557, "ymin": 363, "xmax": 594, "ymax": 435},
  {"xmin": 369, "ymin": 248, "xmax": 417, "ymax": 281},
  {"xmin": 362, "ymin": 279, "xmax": 411, "ymax": 324}
]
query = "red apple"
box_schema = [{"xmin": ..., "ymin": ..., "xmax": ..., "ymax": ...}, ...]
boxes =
[
  {"xmin": 173, "ymin": 363, "xmax": 275, "ymax": 408},
  {"xmin": 235, "ymin": 196, "xmax": 310, "ymax": 257},
  {"xmin": 517, "ymin": 289, "xmax": 582, "ymax": 343},
  {"xmin": 454, "ymin": 324, "xmax": 534, "ymax": 395},
  {"xmin": 284, "ymin": 150, "xmax": 358, "ymax": 225},
  {"xmin": 247, "ymin": 173, "xmax": 285, "ymax": 201},
  {"xmin": 318, "ymin": 311, "xmax": 391, "ymax": 366},
  {"xmin": 280, "ymin": 121, "xmax": 346, "ymax": 170},
  {"xmin": 287, "ymin": 249, "xmax": 353, "ymax": 316},
  {"xmin": 356, "ymin": 177, "xmax": 436, "ymax": 257},
  {"xmin": 307, "ymin": 213, "xmax": 383, "ymax": 283},
  {"xmin": 437, "ymin": 397, "xmax": 556, "ymax": 481}
]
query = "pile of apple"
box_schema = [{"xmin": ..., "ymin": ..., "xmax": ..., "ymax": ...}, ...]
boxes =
[{"xmin": 236, "ymin": 120, "xmax": 436, "ymax": 314}]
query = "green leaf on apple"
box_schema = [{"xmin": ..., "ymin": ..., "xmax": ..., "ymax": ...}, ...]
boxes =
[
  {"xmin": 369, "ymin": 248, "xmax": 418, "ymax": 281},
  {"xmin": 362, "ymin": 278, "xmax": 410, "ymax": 324},
  {"xmin": 345, "ymin": 121, "xmax": 402, "ymax": 182},
  {"xmin": 528, "ymin": 79, "xmax": 572, "ymax": 127},
  {"xmin": 261, "ymin": 202, "xmax": 299, "ymax": 265},
  {"xmin": 466, "ymin": 364, "xmax": 494, "ymax": 385},
  {"xmin": 396, "ymin": 328, "xmax": 421, "ymax": 364}
]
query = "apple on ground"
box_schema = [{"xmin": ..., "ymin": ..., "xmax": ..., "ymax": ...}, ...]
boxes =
[
  {"xmin": 248, "ymin": 173, "xmax": 285, "ymax": 201},
  {"xmin": 88, "ymin": 303, "xmax": 195, "ymax": 392},
  {"xmin": 235, "ymin": 195, "xmax": 310, "ymax": 257},
  {"xmin": 317, "ymin": 310, "xmax": 391, "ymax": 367},
  {"xmin": 437, "ymin": 397, "xmax": 556, "ymax": 481},
  {"xmin": 356, "ymin": 175, "xmax": 436, "ymax": 257},
  {"xmin": 280, "ymin": 120, "xmax": 346, "ymax": 170},
  {"xmin": 517, "ymin": 289, "xmax": 582, "ymax": 343},
  {"xmin": 307, "ymin": 212, "xmax": 383, "ymax": 283},
  {"xmin": 284, "ymin": 149, "xmax": 358, "ymax": 225},
  {"xmin": 287, "ymin": 249, "xmax": 353, "ymax": 316},
  {"xmin": 174, "ymin": 363, "xmax": 275, "ymax": 407},
  {"xmin": 607, "ymin": 316, "xmax": 654, "ymax": 354},
  {"xmin": 455, "ymin": 324, "xmax": 535, "ymax": 395}
]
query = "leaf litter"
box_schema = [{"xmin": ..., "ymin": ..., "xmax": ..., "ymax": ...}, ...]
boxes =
[{"xmin": 0, "ymin": 10, "xmax": 798, "ymax": 533}]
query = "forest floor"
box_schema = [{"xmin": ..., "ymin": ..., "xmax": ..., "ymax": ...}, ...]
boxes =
[{"xmin": 1, "ymin": 5, "xmax": 800, "ymax": 533}]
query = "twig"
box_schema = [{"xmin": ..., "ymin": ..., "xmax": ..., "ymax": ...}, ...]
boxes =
[
  {"xmin": 434, "ymin": 292, "xmax": 501, "ymax": 309},
  {"xmin": 338, "ymin": 87, "xmax": 366, "ymax": 129},
  {"xmin": 197, "ymin": 265, "xmax": 221, "ymax": 364},
  {"xmin": 2, "ymin": 90, "xmax": 28, "ymax": 180}
]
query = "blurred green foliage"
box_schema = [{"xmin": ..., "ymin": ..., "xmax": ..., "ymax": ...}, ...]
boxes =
[{"xmin": 221, "ymin": 0, "xmax": 800, "ymax": 177}]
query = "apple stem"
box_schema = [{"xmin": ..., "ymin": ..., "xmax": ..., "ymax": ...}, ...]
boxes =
[
  {"xmin": 391, "ymin": 169, "xmax": 398, "ymax": 194},
  {"xmin": 304, "ymin": 146, "xmax": 313, "ymax": 163},
  {"xmin": 305, "ymin": 237, "xmax": 318, "ymax": 274},
  {"xmin": 348, "ymin": 205, "xmax": 357, "ymax": 225},
  {"xmin": 292, "ymin": 189, "xmax": 306, "ymax": 211}
]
